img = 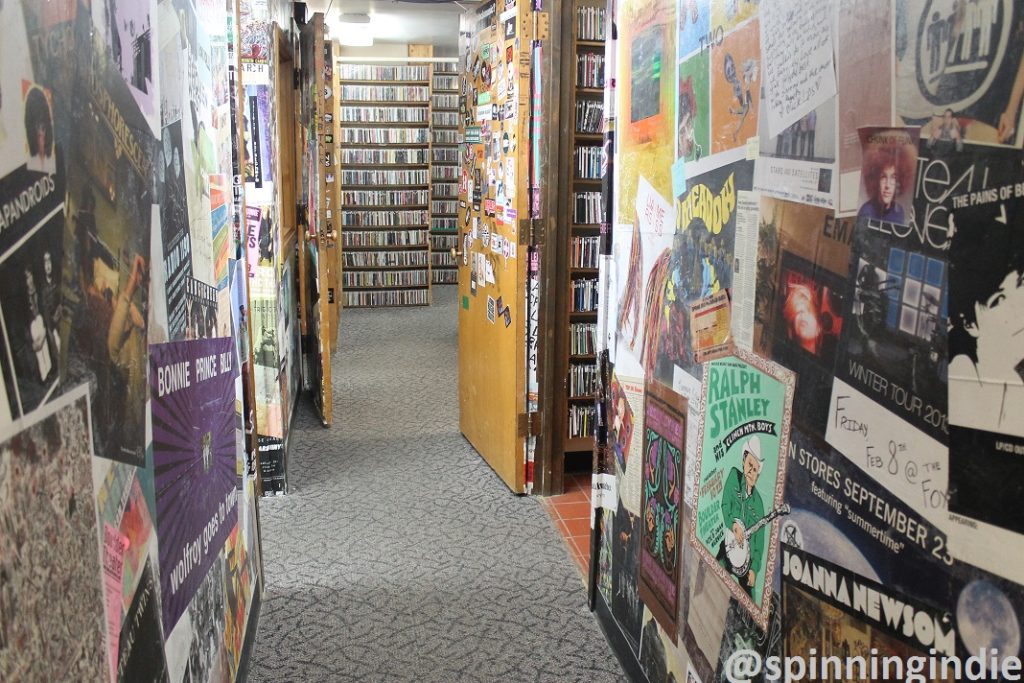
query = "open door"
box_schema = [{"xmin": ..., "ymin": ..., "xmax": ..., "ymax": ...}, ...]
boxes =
[
  {"xmin": 457, "ymin": 6, "xmax": 542, "ymax": 493},
  {"xmin": 297, "ymin": 13, "xmax": 335, "ymax": 425}
]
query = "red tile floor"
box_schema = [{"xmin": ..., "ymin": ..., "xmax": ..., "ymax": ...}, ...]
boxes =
[{"xmin": 540, "ymin": 472, "xmax": 592, "ymax": 581}]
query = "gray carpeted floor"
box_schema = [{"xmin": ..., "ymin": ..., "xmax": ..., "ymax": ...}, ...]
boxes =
[{"xmin": 248, "ymin": 286, "xmax": 626, "ymax": 682}]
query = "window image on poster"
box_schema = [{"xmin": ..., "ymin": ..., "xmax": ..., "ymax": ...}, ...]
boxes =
[
  {"xmin": 638, "ymin": 380, "xmax": 687, "ymax": 641},
  {"xmin": 631, "ymin": 25, "xmax": 664, "ymax": 123},
  {"xmin": 150, "ymin": 338, "xmax": 239, "ymax": 632},
  {"xmin": 690, "ymin": 349, "xmax": 794, "ymax": 629}
]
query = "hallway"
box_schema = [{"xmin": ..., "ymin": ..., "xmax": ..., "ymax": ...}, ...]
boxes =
[{"xmin": 249, "ymin": 288, "xmax": 625, "ymax": 682}]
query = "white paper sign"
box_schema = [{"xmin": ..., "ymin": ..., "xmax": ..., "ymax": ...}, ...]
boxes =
[
  {"xmin": 730, "ymin": 191, "xmax": 760, "ymax": 351},
  {"xmin": 761, "ymin": 0, "xmax": 838, "ymax": 137}
]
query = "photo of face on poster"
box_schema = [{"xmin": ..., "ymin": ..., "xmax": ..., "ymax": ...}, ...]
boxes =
[
  {"xmin": 22, "ymin": 84, "xmax": 56, "ymax": 175},
  {"xmin": 896, "ymin": 0, "xmax": 1024, "ymax": 148},
  {"xmin": 856, "ymin": 127, "xmax": 918, "ymax": 226},
  {"xmin": 948, "ymin": 192, "xmax": 1024, "ymax": 438},
  {"xmin": 772, "ymin": 255, "xmax": 844, "ymax": 361}
]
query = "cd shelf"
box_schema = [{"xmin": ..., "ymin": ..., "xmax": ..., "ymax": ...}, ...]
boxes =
[
  {"xmin": 431, "ymin": 61, "xmax": 461, "ymax": 286},
  {"xmin": 338, "ymin": 62, "xmax": 433, "ymax": 307}
]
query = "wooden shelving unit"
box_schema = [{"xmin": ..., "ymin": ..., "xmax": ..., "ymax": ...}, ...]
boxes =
[
  {"xmin": 430, "ymin": 62, "xmax": 460, "ymax": 285},
  {"xmin": 558, "ymin": 0, "xmax": 606, "ymax": 454},
  {"xmin": 337, "ymin": 63, "xmax": 433, "ymax": 308}
]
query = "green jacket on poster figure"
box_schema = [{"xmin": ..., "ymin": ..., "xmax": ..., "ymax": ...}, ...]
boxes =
[{"xmin": 719, "ymin": 436, "xmax": 766, "ymax": 591}]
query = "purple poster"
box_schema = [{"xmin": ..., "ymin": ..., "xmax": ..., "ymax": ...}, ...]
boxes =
[{"xmin": 151, "ymin": 338, "xmax": 238, "ymax": 631}]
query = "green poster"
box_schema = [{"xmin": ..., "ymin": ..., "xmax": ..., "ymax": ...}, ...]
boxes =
[{"xmin": 690, "ymin": 349, "xmax": 794, "ymax": 630}]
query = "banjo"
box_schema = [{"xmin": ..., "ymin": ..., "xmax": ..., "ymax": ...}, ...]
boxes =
[{"xmin": 723, "ymin": 504, "xmax": 790, "ymax": 577}]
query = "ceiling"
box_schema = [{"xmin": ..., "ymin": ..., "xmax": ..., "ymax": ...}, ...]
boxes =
[{"xmin": 303, "ymin": 0, "xmax": 469, "ymax": 49}]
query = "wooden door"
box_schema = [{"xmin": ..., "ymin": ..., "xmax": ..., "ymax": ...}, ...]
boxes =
[
  {"xmin": 297, "ymin": 13, "xmax": 334, "ymax": 425},
  {"xmin": 457, "ymin": 7, "xmax": 536, "ymax": 493}
]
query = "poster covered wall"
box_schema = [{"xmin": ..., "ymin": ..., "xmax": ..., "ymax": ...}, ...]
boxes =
[
  {"xmin": 0, "ymin": 0, "xmax": 291, "ymax": 680},
  {"xmin": 596, "ymin": 0, "xmax": 1024, "ymax": 680}
]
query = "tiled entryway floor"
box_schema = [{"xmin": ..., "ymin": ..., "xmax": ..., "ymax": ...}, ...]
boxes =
[{"xmin": 540, "ymin": 472, "xmax": 592, "ymax": 581}]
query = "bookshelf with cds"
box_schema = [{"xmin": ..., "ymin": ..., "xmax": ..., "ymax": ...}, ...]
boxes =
[
  {"xmin": 337, "ymin": 63, "xmax": 433, "ymax": 307},
  {"xmin": 560, "ymin": 0, "xmax": 606, "ymax": 454},
  {"xmin": 430, "ymin": 61, "xmax": 460, "ymax": 285}
]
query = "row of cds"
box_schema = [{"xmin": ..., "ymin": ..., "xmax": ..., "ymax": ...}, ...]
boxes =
[
  {"xmin": 344, "ymin": 289, "xmax": 429, "ymax": 307},
  {"xmin": 344, "ymin": 250, "xmax": 429, "ymax": 268},
  {"xmin": 432, "ymin": 165, "xmax": 458, "ymax": 180},
  {"xmin": 432, "ymin": 111, "xmax": 459, "ymax": 127},
  {"xmin": 572, "ymin": 236, "xmax": 601, "ymax": 269},
  {"xmin": 432, "ymin": 217, "xmax": 458, "ymax": 232},
  {"xmin": 433, "ymin": 270, "xmax": 458, "ymax": 284},
  {"xmin": 569, "ymin": 363, "xmax": 599, "ymax": 398},
  {"xmin": 339, "ymin": 85, "xmax": 430, "ymax": 103},
  {"xmin": 342, "ymin": 229, "xmax": 427, "ymax": 247},
  {"xmin": 342, "ymin": 189, "xmax": 429, "ymax": 206},
  {"xmin": 431, "ymin": 234, "xmax": 459, "ymax": 249},
  {"xmin": 341, "ymin": 210, "xmax": 429, "ymax": 227},
  {"xmin": 433, "ymin": 74, "xmax": 459, "ymax": 90},
  {"xmin": 572, "ymin": 277, "xmax": 599, "ymax": 312},
  {"xmin": 576, "ymin": 53, "xmax": 605, "ymax": 89},
  {"xmin": 433, "ymin": 129, "xmax": 460, "ymax": 144},
  {"xmin": 340, "ymin": 127, "xmax": 429, "ymax": 144},
  {"xmin": 570, "ymin": 322, "xmax": 596, "ymax": 355},
  {"xmin": 573, "ymin": 191, "xmax": 604, "ymax": 224},
  {"xmin": 433, "ymin": 148, "xmax": 459, "ymax": 162},
  {"xmin": 340, "ymin": 148, "xmax": 429, "ymax": 165},
  {"xmin": 575, "ymin": 146, "xmax": 602, "ymax": 180},
  {"xmin": 343, "ymin": 269, "xmax": 429, "ymax": 288},
  {"xmin": 568, "ymin": 404, "xmax": 597, "ymax": 438},
  {"xmin": 576, "ymin": 100, "xmax": 604, "ymax": 134},
  {"xmin": 340, "ymin": 107, "xmax": 429, "ymax": 123},
  {"xmin": 341, "ymin": 169, "xmax": 429, "ymax": 185},
  {"xmin": 432, "ymin": 182, "xmax": 458, "ymax": 198},
  {"xmin": 576, "ymin": 5, "xmax": 607, "ymax": 41},
  {"xmin": 432, "ymin": 94, "xmax": 460, "ymax": 110},
  {"xmin": 339, "ymin": 65, "xmax": 429, "ymax": 82},
  {"xmin": 432, "ymin": 200, "xmax": 458, "ymax": 215},
  {"xmin": 431, "ymin": 250, "xmax": 457, "ymax": 267}
]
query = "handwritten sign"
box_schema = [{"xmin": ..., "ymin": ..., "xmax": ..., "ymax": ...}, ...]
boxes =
[
  {"xmin": 761, "ymin": 1, "xmax": 837, "ymax": 137},
  {"xmin": 635, "ymin": 175, "xmax": 675, "ymax": 237}
]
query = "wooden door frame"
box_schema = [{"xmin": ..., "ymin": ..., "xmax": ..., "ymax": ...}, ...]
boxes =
[{"xmin": 533, "ymin": 0, "xmax": 572, "ymax": 496}]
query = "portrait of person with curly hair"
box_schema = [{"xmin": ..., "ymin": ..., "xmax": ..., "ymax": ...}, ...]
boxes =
[{"xmin": 857, "ymin": 133, "xmax": 917, "ymax": 225}]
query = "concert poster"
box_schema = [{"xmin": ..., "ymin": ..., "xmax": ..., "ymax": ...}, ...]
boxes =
[
  {"xmin": 638, "ymin": 380, "xmax": 687, "ymax": 641},
  {"xmin": 150, "ymin": 338, "xmax": 238, "ymax": 632},
  {"xmin": 690, "ymin": 348, "xmax": 794, "ymax": 629},
  {"xmin": 709, "ymin": 19, "xmax": 760, "ymax": 155},
  {"xmin": 654, "ymin": 156, "xmax": 753, "ymax": 380}
]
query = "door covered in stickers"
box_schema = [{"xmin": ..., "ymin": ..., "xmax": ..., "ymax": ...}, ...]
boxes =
[{"xmin": 456, "ymin": 1, "xmax": 538, "ymax": 493}]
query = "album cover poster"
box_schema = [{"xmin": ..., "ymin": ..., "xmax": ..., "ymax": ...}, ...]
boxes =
[
  {"xmin": 785, "ymin": 427, "xmax": 1024, "ymax": 662},
  {"xmin": 184, "ymin": 276, "xmax": 217, "ymax": 341},
  {"xmin": 92, "ymin": 0, "xmax": 157, "ymax": 122},
  {"xmin": 609, "ymin": 372, "xmax": 636, "ymax": 471},
  {"xmin": 612, "ymin": 499, "xmax": 646, "ymax": 655},
  {"xmin": 690, "ymin": 349, "xmax": 794, "ymax": 629},
  {"xmin": 947, "ymin": 171, "xmax": 1024, "ymax": 439},
  {"xmin": 654, "ymin": 157, "xmax": 754, "ymax": 380},
  {"xmin": 0, "ymin": 387, "xmax": 107, "ymax": 682},
  {"xmin": 676, "ymin": 49, "xmax": 710, "ymax": 164},
  {"xmin": 62, "ymin": 49, "xmax": 154, "ymax": 465},
  {"xmin": 638, "ymin": 380, "xmax": 687, "ymax": 641},
  {"xmin": 676, "ymin": 0, "xmax": 709, "ymax": 61},
  {"xmin": 709, "ymin": 19, "xmax": 759, "ymax": 155},
  {"xmin": 161, "ymin": 120, "xmax": 193, "ymax": 341},
  {"xmin": 116, "ymin": 559, "xmax": 170, "ymax": 683},
  {"xmin": 782, "ymin": 565, "xmax": 955, "ymax": 676},
  {"xmin": 616, "ymin": 0, "xmax": 675, "ymax": 225},
  {"xmin": 713, "ymin": 593, "xmax": 781, "ymax": 683},
  {"xmin": 767, "ymin": 251, "xmax": 847, "ymax": 434},
  {"xmin": 896, "ymin": 0, "xmax": 1024, "ymax": 149},
  {"xmin": 150, "ymin": 338, "xmax": 239, "ymax": 632}
]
